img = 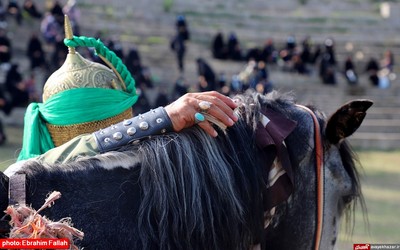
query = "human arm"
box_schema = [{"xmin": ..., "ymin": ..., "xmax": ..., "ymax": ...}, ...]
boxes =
[
  {"xmin": 37, "ymin": 91, "xmax": 238, "ymax": 163},
  {"xmin": 94, "ymin": 91, "xmax": 238, "ymax": 153}
]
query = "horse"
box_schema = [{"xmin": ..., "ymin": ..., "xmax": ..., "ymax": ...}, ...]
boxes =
[{"xmin": 0, "ymin": 91, "xmax": 372, "ymax": 249}]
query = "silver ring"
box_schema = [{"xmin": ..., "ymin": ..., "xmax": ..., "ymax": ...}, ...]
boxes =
[
  {"xmin": 194, "ymin": 112, "xmax": 205, "ymax": 123},
  {"xmin": 199, "ymin": 101, "xmax": 212, "ymax": 113}
]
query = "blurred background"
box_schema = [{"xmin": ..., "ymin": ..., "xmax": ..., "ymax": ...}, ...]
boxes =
[{"xmin": 0, "ymin": 0, "xmax": 399, "ymax": 248}]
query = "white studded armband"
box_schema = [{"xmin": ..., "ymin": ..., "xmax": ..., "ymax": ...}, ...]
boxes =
[{"xmin": 93, "ymin": 107, "xmax": 174, "ymax": 153}]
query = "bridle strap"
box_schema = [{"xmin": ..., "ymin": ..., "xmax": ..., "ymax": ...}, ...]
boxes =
[
  {"xmin": 0, "ymin": 174, "xmax": 27, "ymax": 235},
  {"xmin": 296, "ymin": 105, "xmax": 324, "ymax": 250},
  {"xmin": 9, "ymin": 174, "xmax": 27, "ymax": 207}
]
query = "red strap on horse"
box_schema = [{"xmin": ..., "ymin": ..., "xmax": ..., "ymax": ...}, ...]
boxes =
[{"xmin": 296, "ymin": 105, "xmax": 324, "ymax": 250}]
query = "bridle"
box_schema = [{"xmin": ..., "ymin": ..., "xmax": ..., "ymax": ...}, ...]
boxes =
[
  {"xmin": 0, "ymin": 174, "xmax": 27, "ymax": 236},
  {"xmin": 296, "ymin": 104, "xmax": 324, "ymax": 250}
]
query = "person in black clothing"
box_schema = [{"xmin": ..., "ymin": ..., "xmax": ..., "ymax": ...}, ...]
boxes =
[
  {"xmin": 300, "ymin": 36, "xmax": 313, "ymax": 65},
  {"xmin": 319, "ymin": 38, "xmax": 337, "ymax": 85},
  {"xmin": 171, "ymin": 33, "xmax": 186, "ymax": 73},
  {"xmin": 0, "ymin": 1, "xmax": 6, "ymax": 24},
  {"xmin": 344, "ymin": 55, "xmax": 358, "ymax": 85},
  {"xmin": 323, "ymin": 38, "xmax": 336, "ymax": 65},
  {"xmin": 365, "ymin": 57, "xmax": 380, "ymax": 86},
  {"xmin": 319, "ymin": 53, "xmax": 336, "ymax": 85},
  {"xmin": 171, "ymin": 14, "xmax": 190, "ymax": 73},
  {"xmin": 50, "ymin": 0, "xmax": 64, "ymax": 26},
  {"xmin": 212, "ymin": 32, "xmax": 227, "ymax": 59},
  {"xmin": 0, "ymin": 28, "xmax": 11, "ymax": 63},
  {"xmin": 50, "ymin": 37, "xmax": 68, "ymax": 72},
  {"xmin": 175, "ymin": 14, "xmax": 189, "ymax": 41},
  {"xmin": 196, "ymin": 57, "xmax": 216, "ymax": 92},
  {"xmin": 261, "ymin": 38, "xmax": 277, "ymax": 64},
  {"xmin": 172, "ymin": 76, "xmax": 188, "ymax": 101},
  {"xmin": 7, "ymin": 0, "xmax": 22, "ymax": 25},
  {"xmin": 23, "ymin": 0, "xmax": 42, "ymax": 19},
  {"xmin": 125, "ymin": 46, "xmax": 142, "ymax": 79},
  {"xmin": 0, "ymin": 84, "xmax": 12, "ymax": 115},
  {"xmin": 4, "ymin": 63, "xmax": 29, "ymax": 107},
  {"xmin": 227, "ymin": 32, "xmax": 242, "ymax": 61},
  {"xmin": 26, "ymin": 32, "xmax": 46, "ymax": 70},
  {"xmin": 107, "ymin": 38, "xmax": 124, "ymax": 62},
  {"xmin": 292, "ymin": 53, "xmax": 309, "ymax": 75}
]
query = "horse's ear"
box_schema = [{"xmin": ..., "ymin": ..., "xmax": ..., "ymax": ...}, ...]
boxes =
[{"xmin": 325, "ymin": 99, "xmax": 373, "ymax": 144}]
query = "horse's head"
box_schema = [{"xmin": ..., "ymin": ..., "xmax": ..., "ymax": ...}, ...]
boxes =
[{"xmin": 255, "ymin": 92, "xmax": 372, "ymax": 249}]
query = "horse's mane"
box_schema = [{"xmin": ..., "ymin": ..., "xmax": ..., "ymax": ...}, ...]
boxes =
[{"xmin": 20, "ymin": 91, "xmax": 364, "ymax": 248}]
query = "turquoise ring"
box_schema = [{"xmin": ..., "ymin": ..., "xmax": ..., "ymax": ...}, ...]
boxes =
[{"xmin": 194, "ymin": 112, "xmax": 205, "ymax": 123}]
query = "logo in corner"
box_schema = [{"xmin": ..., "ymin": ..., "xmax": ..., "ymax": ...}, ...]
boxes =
[{"xmin": 354, "ymin": 244, "xmax": 370, "ymax": 250}]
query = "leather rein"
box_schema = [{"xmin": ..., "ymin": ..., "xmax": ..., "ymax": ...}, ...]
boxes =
[
  {"xmin": 0, "ymin": 174, "xmax": 27, "ymax": 236},
  {"xmin": 296, "ymin": 104, "xmax": 324, "ymax": 250}
]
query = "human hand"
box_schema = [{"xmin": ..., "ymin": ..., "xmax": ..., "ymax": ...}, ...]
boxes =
[{"xmin": 164, "ymin": 91, "xmax": 238, "ymax": 137}]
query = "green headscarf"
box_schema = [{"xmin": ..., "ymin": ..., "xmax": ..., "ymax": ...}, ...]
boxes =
[{"xmin": 18, "ymin": 36, "xmax": 137, "ymax": 160}]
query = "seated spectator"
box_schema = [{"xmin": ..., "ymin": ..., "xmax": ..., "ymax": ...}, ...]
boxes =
[
  {"xmin": 280, "ymin": 35, "xmax": 297, "ymax": 63},
  {"xmin": 23, "ymin": 0, "xmax": 42, "ymax": 19},
  {"xmin": 344, "ymin": 55, "xmax": 358, "ymax": 85},
  {"xmin": 172, "ymin": 76, "xmax": 188, "ymax": 101},
  {"xmin": 0, "ymin": 1, "xmax": 6, "ymax": 24},
  {"xmin": 300, "ymin": 35, "xmax": 313, "ymax": 64},
  {"xmin": 40, "ymin": 12, "xmax": 62, "ymax": 44},
  {"xmin": 137, "ymin": 66, "xmax": 153, "ymax": 89},
  {"xmin": 381, "ymin": 49, "xmax": 394, "ymax": 73},
  {"xmin": 125, "ymin": 46, "xmax": 142, "ymax": 77},
  {"xmin": 319, "ymin": 54, "xmax": 336, "ymax": 85},
  {"xmin": 106, "ymin": 37, "xmax": 124, "ymax": 62},
  {"xmin": 365, "ymin": 57, "xmax": 380, "ymax": 86},
  {"xmin": 26, "ymin": 32, "xmax": 46, "ymax": 70},
  {"xmin": 292, "ymin": 54, "xmax": 309, "ymax": 75},
  {"xmin": 4, "ymin": 63, "xmax": 29, "ymax": 107},
  {"xmin": 0, "ymin": 28, "xmax": 11, "ymax": 63},
  {"xmin": 0, "ymin": 85, "xmax": 12, "ymax": 115},
  {"xmin": 246, "ymin": 47, "xmax": 262, "ymax": 62},
  {"xmin": 227, "ymin": 32, "xmax": 242, "ymax": 61},
  {"xmin": 323, "ymin": 37, "xmax": 337, "ymax": 66},
  {"xmin": 50, "ymin": 0, "xmax": 64, "ymax": 26},
  {"xmin": 155, "ymin": 87, "xmax": 169, "ymax": 108},
  {"xmin": 7, "ymin": 0, "xmax": 22, "ymax": 25},
  {"xmin": 196, "ymin": 57, "xmax": 216, "ymax": 91},
  {"xmin": 211, "ymin": 32, "xmax": 227, "ymax": 59},
  {"xmin": 261, "ymin": 38, "xmax": 277, "ymax": 64}
]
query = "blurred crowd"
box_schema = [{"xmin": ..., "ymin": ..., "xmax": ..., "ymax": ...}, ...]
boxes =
[
  {"xmin": 0, "ymin": 1, "xmax": 396, "ymax": 145},
  {"xmin": 211, "ymin": 32, "xmax": 395, "ymax": 90}
]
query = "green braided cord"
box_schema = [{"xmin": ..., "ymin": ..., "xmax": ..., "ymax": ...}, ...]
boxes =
[{"xmin": 64, "ymin": 36, "xmax": 136, "ymax": 94}]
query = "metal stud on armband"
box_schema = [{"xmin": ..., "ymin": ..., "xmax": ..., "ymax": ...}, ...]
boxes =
[{"xmin": 93, "ymin": 107, "xmax": 174, "ymax": 153}]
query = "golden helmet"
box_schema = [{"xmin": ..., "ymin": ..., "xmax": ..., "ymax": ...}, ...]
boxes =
[{"xmin": 43, "ymin": 15, "xmax": 134, "ymax": 146}]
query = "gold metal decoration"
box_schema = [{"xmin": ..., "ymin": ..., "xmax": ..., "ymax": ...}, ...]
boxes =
[{"xmin": 42, "ymin": 16, "xmax": 124, "ymax": 102}]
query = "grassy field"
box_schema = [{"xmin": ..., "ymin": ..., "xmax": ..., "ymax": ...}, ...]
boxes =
[
  {"xmin": 337, "ymin": 150, "xmax": 400, "ymax": 248},
  {"xmin": 0, "ymin": 126, "xmax": 399, "ymax": 247}
]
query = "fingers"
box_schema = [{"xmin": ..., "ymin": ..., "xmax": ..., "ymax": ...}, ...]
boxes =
[
  {"xmin": 191, "ymin": 91, "xmax": 239, "ymax": 125},
  {"xmin": 164, "ymin": 91, "xmax": 238, "ymax": 137},
  {"xmin": 197, "ymin": 119, "xmax": 219, "ymax": 137}
]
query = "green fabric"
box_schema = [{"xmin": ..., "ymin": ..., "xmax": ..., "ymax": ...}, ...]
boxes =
[{"xmin": 17, "ymin": 88, "xmax": 138, "ymax": 161}]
